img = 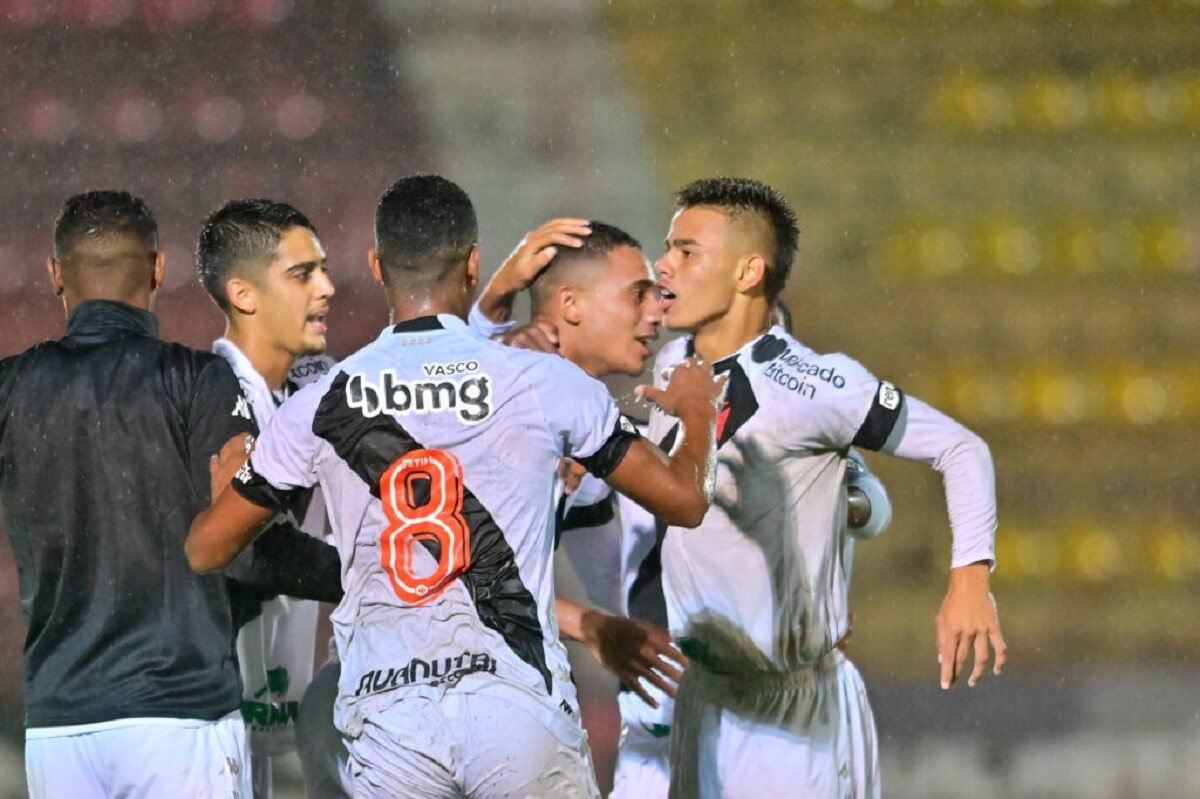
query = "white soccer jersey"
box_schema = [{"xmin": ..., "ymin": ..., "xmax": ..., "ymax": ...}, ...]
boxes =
[
  {"xmin": 214, "ymin": 342, "xmax": 337, "ymax": 758},
  {"xmin": 233, "ymin": 314, "xmax": 638, "ymax": 742},
  {"xmin": 649, "ymin": 327, "xmax": 996, "ymax": 675}
]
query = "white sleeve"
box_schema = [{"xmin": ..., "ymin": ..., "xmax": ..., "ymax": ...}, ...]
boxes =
[
  {"xmin": 535, "ymin": 357, "xmax": 632, "ymax": 476},
  {"xmin": 884, "ymin": 395, "xmax": 997, "ymax": 570},
  {"xmin": 782, "ymin": 354, "xmax": 996, "ymax": 570},
  {"xmin": 233, "ymin": 381, "xmax": 325, "ymax": 512},
  {"xmin": 783, "ymin": 354, "xmax": 889, "ymax": 452},
  {"xmin": 468, "ymin": 301, "xmax": 516, "ymax": 339}
]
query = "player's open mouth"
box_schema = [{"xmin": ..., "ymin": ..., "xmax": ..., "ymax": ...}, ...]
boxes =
[
  {"xmin": 657, "ymin": 286, "xmax": 676, "ymax": 312},
  {"xmin": 306, "ymin": 312, "xmax": 328, "ymax": 334},
  {"xmin": 634, "ymin": 335, "xmax": 655, "ymax": 359}
]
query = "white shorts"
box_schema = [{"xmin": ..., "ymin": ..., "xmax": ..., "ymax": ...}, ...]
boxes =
[
  {"xmin": 669, "ymin": 651, "xmax": 879, "ymax": 799},
  {"xmin": 610, "ymin": 686, "xmax": 672, "ymax": 799},
  {"xmin": 25, "ymin": 712, "xmax": 250, "ymax": 799},
  {"xmin": 347, "ymin": 690, "xmax": 600, "ymax": 799}
]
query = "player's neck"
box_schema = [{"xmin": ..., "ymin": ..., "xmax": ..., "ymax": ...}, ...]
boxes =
[
  {"xmin": 389, "ymin": 288, "xmax": 471, "ymax": 327},
  {"xmin": 225, "ymin": 322, "xmax": 293, "ymax": 390},
  {"xmin": 692, "ymin": 304, "xmax": 771, "ymax": 363}
]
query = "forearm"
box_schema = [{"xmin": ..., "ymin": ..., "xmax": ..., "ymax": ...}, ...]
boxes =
[
  {"xmin": 660, "ymin": 403, "xmax": 718, "ymax": 527},
  {"xmin": 186, "ymin": 489, "xmax": 276, "ymax": 573},
  {"xmin": 475, "ymin": 272, "xmax": 522, "ymax": 325},
  {"xmin": 888, "ymin": 397, "xmax": 996, "ymax": 568}
]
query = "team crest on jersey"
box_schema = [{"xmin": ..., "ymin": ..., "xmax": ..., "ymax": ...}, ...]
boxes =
[{"xmin": 346, "ymin": 369, "xmax": 493, "ymax": 424}]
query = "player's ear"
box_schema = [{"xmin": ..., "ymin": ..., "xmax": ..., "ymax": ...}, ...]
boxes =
[
  {"xmin": 558, "ymin": 284, "xmax": 583, "ymax": 326},
  {"xmin": 735, "ymin": 253, "xmax": 768, "ymax": 295},
  {"xmin": 367, "ymin": 248, "xmax": 385, "ymax": 287},
  {"xmin": 465, "ymin": 245, "xmax": 480, "ymax": 289},
  {"xmin": 226, "ymin": 277, "xmax": 257, "ymax": 315},
  {"xmin": 151, "ymin": 250, "xmax": 165, "ymax": 292},
  {"xmin": 47, "ymin": 257, "xmax": 65, "ymax": 298}
]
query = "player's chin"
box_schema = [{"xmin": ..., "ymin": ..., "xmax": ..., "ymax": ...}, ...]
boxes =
[
  {"xmin": 298, "ymin": 332, "xmax": 328, "ymax": 354},
  {"xmin": 662, "ymin": 307, "xmax": 693, "ymax": 332}
]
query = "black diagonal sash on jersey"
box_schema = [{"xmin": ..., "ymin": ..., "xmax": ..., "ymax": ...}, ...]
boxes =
[
  {"xmin": 313, "ymin": 372, "xmax": 553, "ymax": 694},
  {"xmin": 627, "ymin": 348, "xmax": 759, "ymax": 628}
]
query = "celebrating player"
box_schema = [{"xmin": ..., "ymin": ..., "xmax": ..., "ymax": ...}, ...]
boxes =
[
  {"xmin": 0, "ymin": 191, "xmax": 257, "ymax": 797},
  {"xmin": 476, "ymin": 228, "xmax": 898, "ymax": 798},
  {"xmin": 473, "ymin": 220, "xmax": 689, "ymax": 701},
  {"xmin": 185, "ymin": 174, "xmax": 723, "ymax": 798},
  {"xmin": 196, "ymin": 198, "xmax": 345, "ymax": 798},
  {"xmin": 649, "ymin": 177, "xmax": 1006, "ymax": 798}
]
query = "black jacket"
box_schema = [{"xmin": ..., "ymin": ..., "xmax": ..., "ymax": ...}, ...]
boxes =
[{"xmin": 0, "ymin": 300, "xmax": 339, "ymax": 728}]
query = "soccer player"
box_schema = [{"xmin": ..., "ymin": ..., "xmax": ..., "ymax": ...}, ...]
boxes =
[
  {"xmin": 477, "ymin": 232, "xmax": 897, "ymax": 799},
  {"xmin": 473, "ymin": 220, "xmax": 689, "ymax": 702},
  {"xmin": 185, "ymin": 174, "xmax": 723, "ymax": 799},
  {"xmin": 196, "ymin": 198, "xmax": 344, "ymax": 798},
  {"xmin": 0, "ymin": 191, "xmax": 256, "ymax": 797},
  {"xmin": 649, "ymin": 177, "xmax": 1006, "ymax": 799}
]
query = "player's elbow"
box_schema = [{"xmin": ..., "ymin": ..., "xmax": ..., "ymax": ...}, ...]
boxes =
[{"xmin": 660, "ymin": 488, "xmax": 709, "ymax": 528}]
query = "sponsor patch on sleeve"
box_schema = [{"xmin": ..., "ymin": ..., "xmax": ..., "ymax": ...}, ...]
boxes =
[{"xmin": 852, "ymin": 381, "xmax": 905, "ymax": 451}]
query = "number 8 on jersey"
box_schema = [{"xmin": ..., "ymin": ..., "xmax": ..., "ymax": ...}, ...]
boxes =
[{"xmin": 379, "ymin": 449, "xmax": 471, "ymax": 605}]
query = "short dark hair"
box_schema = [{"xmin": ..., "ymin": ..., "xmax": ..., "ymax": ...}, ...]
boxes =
[
  {"xmin": 196, "ymin": 199, "xmax": 317, "ymax": 311},
  {"xmin": 53, "ymin": 190, "xmax": 158, "ymax": 260},
  {"xmin": 530, "ymin": 221, "xmax": 642, "ymax": 313},
  {"xmin": 375, "ymin": 175, "xmax": 477, "ymax": 287},
  {"xmin": 549, "ymin": 221, "xmax": 640, "ymax": 269},
  {"xmin": 675, "ymin": 177, "xmax": 799, "ymax": 301}
]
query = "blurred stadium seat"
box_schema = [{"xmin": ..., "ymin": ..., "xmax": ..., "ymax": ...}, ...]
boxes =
[{"xmin": 605, "ymin": 0, "xmax": 1200, "ymax": 675}]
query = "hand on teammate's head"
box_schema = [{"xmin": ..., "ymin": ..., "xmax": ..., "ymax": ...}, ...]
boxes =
[{"xmin": 496, "ymin": 218, "xmax": 592, "ymax": 293}]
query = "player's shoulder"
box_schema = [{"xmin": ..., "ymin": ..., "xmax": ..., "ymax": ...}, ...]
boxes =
[
  {"xmin": 161, "ymin": 341, "xmax": 241, "ymax": 387},
  {"xmin": 745, "ymin": 329, "xmax": 877, "ymax": 406}
]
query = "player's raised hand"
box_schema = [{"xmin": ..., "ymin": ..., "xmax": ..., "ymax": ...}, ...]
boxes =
[
  {"xmin": 477, "ymin": 219, "xmax": 592, "ymax": 324},
  {"xmin": 500, "ymin": 318, "xmax": 559, "ymax": 353},
  {"xmin": 935, "ymin": 562, "xmax": 1007, "ymax": 689},
  {"xmin": 209, "ymin": 433, "xmax": 252, "ymax": 504},
  {"xmin": 636, "ymin": 357, "xmax": 725, "ymax": 418},
  {"xmin": 580, "ymin": 611, "xmax": 687, "ymax": 707}
]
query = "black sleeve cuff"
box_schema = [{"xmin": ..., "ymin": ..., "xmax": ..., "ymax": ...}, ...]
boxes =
[
  {"xmin": 852, "ymin": 381, "xmax": 905, "ymax": 451},
  {"xmin": 231, "ymin": 460, "xmax": 297, "ymax": 515},
  {"xmin": 575, "ymin": 417, "xmax": 641, "ymax": 479}
]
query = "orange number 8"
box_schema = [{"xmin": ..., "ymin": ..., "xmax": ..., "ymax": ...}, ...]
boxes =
[{"xmin": 379, "ymin": 449, "xmax": 471, "ymax": 605}]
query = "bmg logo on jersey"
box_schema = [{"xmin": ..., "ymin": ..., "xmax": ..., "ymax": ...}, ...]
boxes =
[{"xmin": 346, "ymin": 369, "xmax": 493, "ymax": 424}]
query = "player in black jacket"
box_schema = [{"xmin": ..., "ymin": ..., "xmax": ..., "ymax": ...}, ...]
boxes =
[{"xmin": 0, "ymin": 191, "xmax": 337, "ymax": 798}]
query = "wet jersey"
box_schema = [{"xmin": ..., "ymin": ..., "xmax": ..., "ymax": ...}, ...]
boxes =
[
  {"xmin": 233, "ymin": 314, "xmax": 638, "ymax": 739},
  {"xmin": 216, "ymin": 342, "xmax": 338, "ymax": 757},
  {"xmin": 649, "ymin": 327, "xmax": 996, "ymax": 674}
]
